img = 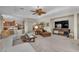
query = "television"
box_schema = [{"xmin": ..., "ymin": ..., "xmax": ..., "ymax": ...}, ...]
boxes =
[{"xmin": 55, "ymin": 20, "xmax": 69, "ymax": 28}]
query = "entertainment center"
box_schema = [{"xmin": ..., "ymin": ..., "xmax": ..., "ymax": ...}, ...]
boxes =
[{"xmin": 53, "ymin": 20, "xmax": 70, "ymax": 37}]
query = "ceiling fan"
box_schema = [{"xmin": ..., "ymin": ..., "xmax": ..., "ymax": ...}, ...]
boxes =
[{"xmin": 31, "ymin": 6, "xmax": 46, "ymax": 16}]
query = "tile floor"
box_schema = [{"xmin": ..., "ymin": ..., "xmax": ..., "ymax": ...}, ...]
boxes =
[{"xmin": 13, "ymin": 35, "xmax": 79, "ymax": 52}]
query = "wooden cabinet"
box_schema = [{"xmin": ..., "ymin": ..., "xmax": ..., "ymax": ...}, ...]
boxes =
[
  {"xmin": 3, "ymin": 20, "xmax": 16, "ymax": 27},
  {"xmin": 53, "ymin": 28, "xmax": 70, "ymax": 37}
]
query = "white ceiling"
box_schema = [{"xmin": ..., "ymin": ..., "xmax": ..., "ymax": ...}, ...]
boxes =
[
  {"xmin": 0, "ymin": 6, "xmax": 79, "ymax": 20},
  {"xmin": 0, "ymin": 6, "xmax": 67, "ymax": 18}
]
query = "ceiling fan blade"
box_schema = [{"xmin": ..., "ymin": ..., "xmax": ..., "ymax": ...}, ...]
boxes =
[{"xmin": 42, "ymin": 12, "xmax": 46, "ymax": 14}]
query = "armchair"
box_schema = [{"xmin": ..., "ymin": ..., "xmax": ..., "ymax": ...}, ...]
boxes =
[{"xmin": 21, "ymin": 33, "xmax": 36, "ymax": 42}]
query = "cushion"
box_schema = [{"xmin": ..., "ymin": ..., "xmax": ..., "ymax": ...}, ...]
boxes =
[{"xmin": 27, "ymin": 33, "xmax": 34, "ymax": 38}]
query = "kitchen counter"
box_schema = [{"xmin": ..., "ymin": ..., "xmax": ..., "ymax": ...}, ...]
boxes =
[{"xmin": 0, "ymin": 35, "xmax": 15, "ymax": 52}]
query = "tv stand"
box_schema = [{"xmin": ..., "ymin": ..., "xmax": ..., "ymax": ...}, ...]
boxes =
[{"xmin": 53, "ymin": 28, "xmax": 70, "ymax": 37}]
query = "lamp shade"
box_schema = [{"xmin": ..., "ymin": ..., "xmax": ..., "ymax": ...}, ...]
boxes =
[{"xmin": 34, "ymin": 25, "xmax": 38, "ymax": 29}]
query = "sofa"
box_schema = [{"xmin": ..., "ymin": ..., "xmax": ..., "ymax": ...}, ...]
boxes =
[{"xmin": 40, "ymin": 32, "xmax": 51, "ymax": 37}]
